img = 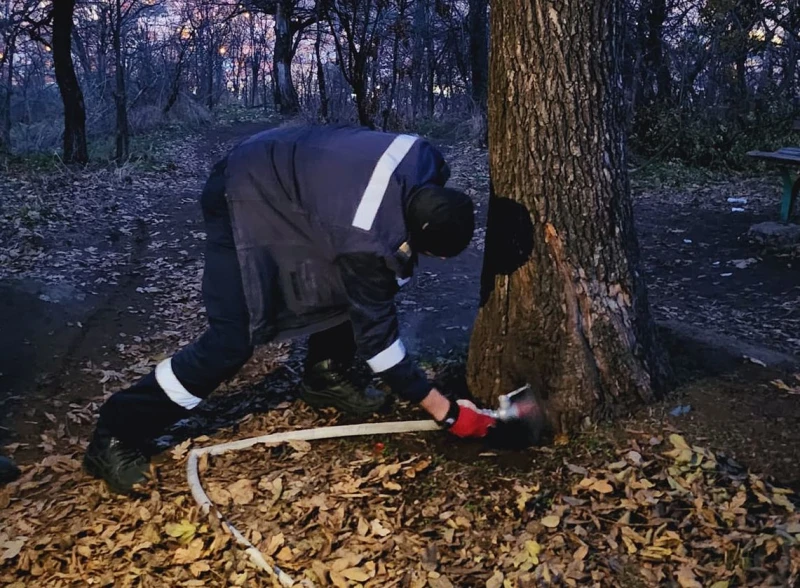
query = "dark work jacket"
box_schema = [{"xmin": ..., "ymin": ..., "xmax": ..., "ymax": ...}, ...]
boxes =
[{"xmin": 222, "ymin": 124, "xmax": 450, "ymax": 401}]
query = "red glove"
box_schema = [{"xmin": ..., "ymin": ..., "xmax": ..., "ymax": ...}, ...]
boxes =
[{"xmin": 440, "ymin": 400, "xmax": 497, "ymax": 438}]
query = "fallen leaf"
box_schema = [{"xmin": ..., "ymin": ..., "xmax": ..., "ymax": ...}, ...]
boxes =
[
  {"xmin": 371, "ymin": 519, "xmax": 392, "ymax": 537},
  {"xmin": 428, "ymin": 576, "xmax": 454, "ymax": 588},
  {"xmin": 421, "ymin": 543, "xmax": 438, "ymax": 572},
  {"xmin": 590, "ymin": 480, "xmax": 614, "ymax": 494},
  {"xmin": 772, "ymin": 493, "xmax": 795, "ymax": 513},
  {"xmin": 567, "ymin": 463, "xmax": 588, "ymax": 476},
  {"xmin": 626, "ymin": 450, "xmax": 643, "ymax": 466},
  {"xmin": 669, "ymin": 434, "xmax": 690, "ymax": 450},
  {"xmin": 165, "ymin": 520, "xmax": 197, "ymax": 543},
  {"xmin": 174, "ymin": 538, "xmax": 204, "ymax": 564},
  {"xmin": 1, "ymin": 538, "xmax": 25, "ymax": 560},
  {"xmin": 263, "ymin": 533, "xmax": 284, "ymax": 556},
  {"xmin": 189, "ymin": 561, "xmax": 210, "ymax": 577},
  {"xmin": 342, "ymin": 567, "xmax": 371, "ymax": 581},
  {"xmin": 357, "ymin": 517, "xmax": 369, "ymax": 536},
  {"xmin": 771, "ymin": 379, "xmax": 800, "ymax": 395},
  {"xmin": 515, "ymin": 540, "xmax": 541, "ymax": 569},
  {"xmin": 288, "ymin": 439, "xmax": 311, "ymax": 454},
  {"xmin": 206, "ymin": 483, "xmax": 232, "ymax": 507},
  {"xmin": 541, "ymin": 515, "xmax": 560, "ymax": 528},
  {"xmin": 676, "ymin": 564, "xmax": 702, "ymax": 588},
  {"xmin": 329, "ymin": 570, "xmax": 348, "ymax": 588},
  {"xmin": 227, "ymin": 479, "xmax": 255, "ymax": 505},
  {"xmin": 171, "ymin": 439, "xmax": 192, "ymax": 460},
  {"xmin": 486, "ymin": 570, "xmax": 504, "ymax": 588},
  {"xmin": 331, "ymin": 552, "xmax": 363, "ymax": 572}
]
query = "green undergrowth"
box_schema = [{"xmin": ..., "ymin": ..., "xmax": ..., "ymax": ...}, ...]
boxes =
[{"xmin": 628, "ymin": 157, "xmax": 731, "ymax": 191}]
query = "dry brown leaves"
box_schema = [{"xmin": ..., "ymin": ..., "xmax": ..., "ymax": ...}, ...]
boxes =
[
  {"xmin": 2, "ymin": 134, "xmax": 799, "ymax": 587},
  {"xmin": 0, "ymin": 409, "xmax": 776, "ymax": 588},
  {"xmin": 1, "ymin": 364, "xmax": 799, "ymax": 586}
]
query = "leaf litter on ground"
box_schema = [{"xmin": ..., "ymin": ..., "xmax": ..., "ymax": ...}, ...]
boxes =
[{"xmin": 0, "ymin": 134, "xmax": 799, "ymax": 587}]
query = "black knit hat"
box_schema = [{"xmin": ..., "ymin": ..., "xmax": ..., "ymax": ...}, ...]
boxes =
[{"xmin": 407, "ymin": 186, "xmax": 475, "ymax": 257}]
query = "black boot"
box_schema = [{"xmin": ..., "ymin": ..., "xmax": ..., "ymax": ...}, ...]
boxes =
[
  {"xmin": 0, "ymin": 456, "xmax": 20, "ymax": 485},
  {"xmin": 83, "ymin": 424, "xmax": 150, "ymax": 495},
  {"xmin": 299, "ymin": 360, "xmax": 387, "ymax": 415}
]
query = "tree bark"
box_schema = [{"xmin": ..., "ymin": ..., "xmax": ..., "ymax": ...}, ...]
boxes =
[
  {"xmin": 164, "ymin": 35, "xmax": 190, "ymax": 115},
  {"xmin": 383, "ymin": 0, "xmax": 407, "ymax": 131},
  {"xmin": 425, "ymin": 25, "xmax": 435, "ymax": 118},
  {"xmin": 645, "ymin": 0, "xmax": 671, "ymax": 103},
  {"xmin": 468, "ymin": 0, "xmax": 488, "ymax": 144},
  {"xmin": 1, "ymin": 39, "xmax": 13, "ymax": 152},
  {"xmin": 467, "ymin": 0, "xmax": 670, "ymax": 435},
  {"xmin": 53, "ymin": 0, "xmax": 89, "ymax": 164},
  {"xmin": 352, "ymin": 64, "xmax": 371, "ymax": 127},
  {"xmin": 410, "ymin": 0, "xmax": 427, "ymax": 122},
  {"xmin": 113, "ymin": 0, "xmax": 130, "ymax": 161},
  {"xmin": 314, "ymin": 19, "xmax": 328, "ymax": 121},
  {"xmin": 273, "ymin": 0, "xmax": 300, "ymax": 114}
]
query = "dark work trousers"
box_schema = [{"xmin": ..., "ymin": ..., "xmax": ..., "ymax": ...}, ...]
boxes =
[{"xmin": 98, "ymin": 159, "xmax": 357, "ymax": 447}]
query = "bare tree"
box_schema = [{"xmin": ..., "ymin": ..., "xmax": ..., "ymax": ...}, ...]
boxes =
[
  {"xmin": 53, "ymin": 0, "xmax": 88, "ymax": 163},
  {"xmin": 245, "ymin": 0, "xmax": 314, "ymax": 114},
  {"xmin": 325, "ymin": 0, "xmax": 388, "ymax": 126}
]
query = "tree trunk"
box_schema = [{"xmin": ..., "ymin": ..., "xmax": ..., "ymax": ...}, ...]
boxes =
[
  {"xmin": 315, "ymin": 21, "xmax": 328, "ymax": 121},
  {"xmin": 53, "ymin": 0, "xmax": 88, "ymax": 164},
  {"xmin": 645, "ymin": 0, "xmax": 671, "ymax": 103},
  {"xmin": 467, "ymin": 0, "xmax": 670, "ymax": 435},
  {"xmin": 113, "ymin": 0, "xmax": 130, "ymax": 161},
  {"xmin": 206, "ymin": 44, "xmax": 215, "ymax": 110},
  {"xmin": 383, "ymin": 4, "xmax": 405, "ymax": 130},
  {"xmin": 1, "ymin": 39, "xmax": 13, "ymax": 152},
  {"xmin": 468, "ymin": 0, "xmax": 488, "ymax": 144},
  {"xmin": 735, "ymin": 51, "xmax": 748, "ymax": 100},
  {"xmin": 251, "ymin": 57, "xmax": 260, "ymax": 107},
  {"xmin": 781, "ymin": 1, "xmax": 798, "ymax": 105},
  {"xmin": 164, "ymin": 37, "xmax": 189, "ymax": 115},
  {"xmin": 410, "ymin": 0, "xmax": 427, "ymax": 121},
  {"xmin": 273, "ymin": 0, "xmax": 300, "ymax": 115},
  {"xmin": 353, "ymin": 65, "xmax": 371, "ymax": 127},
  {"xmin": 425, "ymin": 30, "xmax": 435, "ymax": 118}
]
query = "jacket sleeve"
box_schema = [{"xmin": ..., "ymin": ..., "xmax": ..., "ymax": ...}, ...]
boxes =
[{"xmin": 334, "ymin": 252, "xmax": 433, "ymax": 403}]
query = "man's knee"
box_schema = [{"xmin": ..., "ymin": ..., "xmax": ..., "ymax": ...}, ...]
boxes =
[{"xmin": 170, "ymin": 326, "xmax": 252, "ymax": 392}]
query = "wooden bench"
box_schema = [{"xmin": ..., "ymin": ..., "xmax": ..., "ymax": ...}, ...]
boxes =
[{"xmin": 747, "ymin": 144, "xmax": 800, "ymax": 223}]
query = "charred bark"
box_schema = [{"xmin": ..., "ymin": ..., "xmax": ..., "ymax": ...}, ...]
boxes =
[
  {"xmin": 467, "ymin": 0, "xmax": 670, "ymax": 435},
  {"xmin": 53, "ymin": 0, "xmax": 88, "ymax": 164}
]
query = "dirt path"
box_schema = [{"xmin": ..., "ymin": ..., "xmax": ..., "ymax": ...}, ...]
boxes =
[
  {"xmin": 2, "ymin": 126, "xmax": 800, "ymax": 588},
  {"xmin": 2, "ymin": 126, "xmax": 800, "ymax": 486},
  {"xmin": 0, "ymin": 120, "xmax": 275, "ymax": 453}
]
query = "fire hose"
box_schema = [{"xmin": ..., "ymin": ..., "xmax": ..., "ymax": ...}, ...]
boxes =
[
  {"xmin": 185, "ymin": 386, "xmax": 540, "ymax": 585},
  {"xmin": 186, "ymin": 420, "xmax": 441, "ymax": 586}
]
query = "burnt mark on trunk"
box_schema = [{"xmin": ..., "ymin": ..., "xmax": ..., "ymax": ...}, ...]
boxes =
[{"xmin": 479, "ymin": 196, "xmax": 534, "ymax": 307}]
